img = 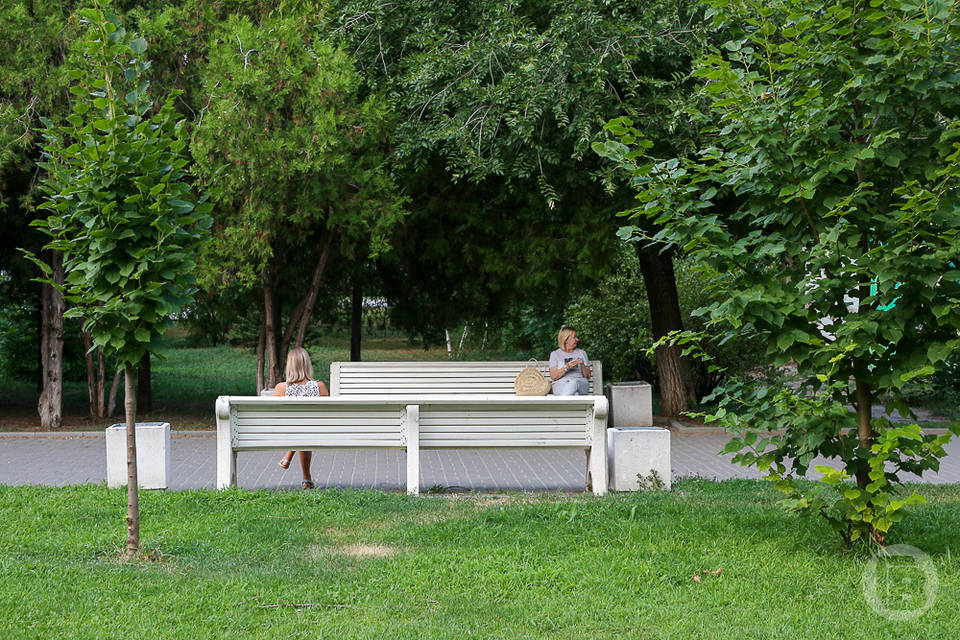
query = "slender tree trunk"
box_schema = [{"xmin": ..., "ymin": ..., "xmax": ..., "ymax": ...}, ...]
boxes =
[
  {"xmin": 350, "ymin": 276, "xmax": 362, "ymax": 362},
  {"xmin": 124, "ymin": 364, "xmax": 139, "ymax": 559},
  {"xmin": 85, "ymin": 333, "xmax": 107, "ymax": 418},
  {"xmin": 84, "ymin": 331, "xmax": 96, "ymax": 418},
  {"xmin": 457, "ymin": 324, "xmax": 469, "ymax": 357},
  {"xmin": 263, "ymin": 267, "xmax": 280, "ymax": 387},
  {"xmin": 97, "ymin": 347, "xmax": 106, "ymax": 418},
  {"xmin": 635, "ymin": 243, "xmax": 697, "ymax": 417},
  {"xmin": 278, "ymin": 233, "xmax": 335, "ymax": 357},
  {"xmin": 445, "ymin": 329, "xmax": 452, "ymax": 357},
  {"xmin": 107, "ymin": 367, "xmax": 122, "ymax": 417},
  {"xmin": 256, "ymin": 319, "xmax": 265, "ymax": 393},
  {"xmin": 854, "ymin": 378, "xmax": 874, "ymax": 489},
  {"xmin": 38, "ymin": 251, "xmax": 64, "ymax": 429},
  {"xmin": 137, "ymin": 352, "xmax": 152, "ymax": 414},
  {"xmin": 293, "ymin": 232, "xmax": 334, "ymax": 349}
]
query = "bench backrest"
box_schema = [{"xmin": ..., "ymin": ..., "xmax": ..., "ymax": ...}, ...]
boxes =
[
  {"xmin": 219, "ymin": 396, "xmax": 408, "ymax": 451},
  {"xmin": 330, "ymin": 360, "xmax": 603, "ymax": 397},
  {"xmin": 417, "ymin": 397, "xmax": 599, "ymax": 447}
]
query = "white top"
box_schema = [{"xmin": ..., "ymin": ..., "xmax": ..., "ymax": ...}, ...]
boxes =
[
  {"xmin": 549, "ymin": 348, "xmax": 591, "ymax": 380},
  {"xmin": 285, "ymin": 380, "xmax": 321, "ymax": 397}
]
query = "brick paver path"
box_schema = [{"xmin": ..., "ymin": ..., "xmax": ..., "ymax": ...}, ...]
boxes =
[{"xmin": 2, "ymin": 429, "xmax": 958, "ymax": 491}]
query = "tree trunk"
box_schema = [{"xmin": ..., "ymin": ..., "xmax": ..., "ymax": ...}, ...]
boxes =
[
  {"xmin": 350, "ymin": 275, "xmax": 362, "ymax": 362},
  {"xmin": 263, "ymin": 267, "xmax": 280, "ymax": 387},
  {"xmin": 256, "ymin": 319, "xmax": 265, "ymax": 393},
  {"xmin": 38, "ymin": 251, "xmax": 64, "ymax": 430},
  {"xmin": 294, "ymin": 232, "xmax": 334, "ymax": 349},
  {"xmin": 124, "ymin": 363, "xmax": 140, "ymax": 559},
  {"xmin": 85, "ymin": 333, "xmax": 107, "ymax": 418},
  {"xmin": 278, "ymin": 232, "xmax": 335, "ymax": 357},
  {"xmin": 854, "ymin": 378, "xmax": 874, "ymax": 489},
  {"xmin": 107, "ymin": 367, "xmax": 122, "ymax": 417},
  {"xmin": 457, "ymin": 324, "xmax": 468, "ymax": 357},
  {"xmin": 635, "ymin": 243, "xmax": 697, "ymax": 417},
  {"xmin": 137, "ymin": 352, "xmax": 152, "ymax": 414},
  {"xmin": 97, "ymin": 346, "xmax": 106, "ymax": 418},
  {"xmin": 84, "ymin": 331, "xmax": 96, "ymax": 418}
]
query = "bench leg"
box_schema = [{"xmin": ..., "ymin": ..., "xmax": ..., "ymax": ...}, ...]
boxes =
[
  {"xmin": 215, "ymin": 396, "xmax": 236, "ymax": 490},
  {"xmin": 588, "ymin": 443, "xmax": 608, "ymax": 496},
  {"xmin": 589, "ymin": 396, "xmax": 609, "ymax": 496},
  {"xmin": 405, "ymin": 405, "xmax": 420, "ymax": 495}
]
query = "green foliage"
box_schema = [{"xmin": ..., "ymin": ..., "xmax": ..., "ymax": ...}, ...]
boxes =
[
  {"xmin": 635, "ymin": 468, "xmax": 666, "ymax": 492},
  {"xmin": 26, "ymin": 3, "xmax": 212, "ymax": 367},
  {"xmin": 567, "ymin": 248, "xmax": 655, "ymax": 382},
  {"xmin": 597, "ymin": 0, "xmax": 960, "ymax": 542},
  {"xmin": 0, "ymin": 2, "xmax": 83, "ymax": 209},
  {"xmin": 712, "ymin": 379, "xmax": 960, "ymax": 545},
  {"xmin": 328, "ymin": 1, "xmax": 704, "ymax": 340},
  {"xmin": 190, "ymin": 9, "xmax": 406, "ymax": 290}
]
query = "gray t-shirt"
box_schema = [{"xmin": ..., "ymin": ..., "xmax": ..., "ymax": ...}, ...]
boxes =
[{"xmin": 550, "ymin": 348, "xmax": 591, "ymax": 380}]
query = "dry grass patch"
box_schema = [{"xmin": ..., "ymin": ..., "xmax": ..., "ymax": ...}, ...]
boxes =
[{"xmin": 307, "ymin": 542, "xmax": 402, "ymax": 560}]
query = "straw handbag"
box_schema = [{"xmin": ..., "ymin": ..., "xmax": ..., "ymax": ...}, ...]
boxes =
[{"xmin": 514, "ymin": 359, "xmax": 551, "ymax": 396}]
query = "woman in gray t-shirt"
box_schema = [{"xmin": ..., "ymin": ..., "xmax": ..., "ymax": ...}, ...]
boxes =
[{"xmin": 549, "ymin": 327, "xmax": 592, "ymax": 395}]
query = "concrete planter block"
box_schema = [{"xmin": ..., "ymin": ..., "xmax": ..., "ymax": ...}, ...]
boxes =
[
  {"xmin": 607, "ymin": 381, "xmax": 653, "ymax": 427},
  {"xmin": 105, "ymin": 422, "xmax": 171, "ymax": 490},
  {"xmin": 607, "ymin": 426, "xmax": 671, "ymax": 491}
]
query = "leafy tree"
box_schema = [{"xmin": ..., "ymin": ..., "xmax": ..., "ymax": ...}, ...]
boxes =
[
  {"xmin": 598, "ymin": 0, "xmax": 960, "ymax": 543},
  {"xmin": 191, "ymin": 8, "xmax": 406, "ymax": 386},
  {"xmin": 0, "ymin": 2, "xmax": 87, "ymax": 425},
  {"xmin": 27, "ymin": 4, "xmax": 211, "ymax": 557},
  {"xmin": 329, "ymin": 0, "xmax": 708, "ymax": 407}
]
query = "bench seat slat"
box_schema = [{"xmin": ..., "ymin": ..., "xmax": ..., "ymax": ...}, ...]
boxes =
[
  {"xmin": 420, "ymin": 438, "xmax": 587, "ymax": 447},
  {"xmin": 419, "ymin": 424, "xmax": 584, "ymax": 433},
  {"xmin": 237, "ymin": 417, "xmax": 402, "ymax": 427},
  {"xmin": 236, "ymin": 425, "xmax": 404, "ymax": 434},
  {"xmin": 236, "ymin": 437, "xmax": 402, "ymax": 449}
]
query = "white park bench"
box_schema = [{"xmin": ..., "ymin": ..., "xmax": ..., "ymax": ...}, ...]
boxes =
[{"xmin": 215, "ymin": 393, "xmax": 608, "ymax": 495}]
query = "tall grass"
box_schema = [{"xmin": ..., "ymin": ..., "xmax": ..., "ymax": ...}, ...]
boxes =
[{"xmin": 0, "ymin": 479, "xmax": 957, "ymax": 639}]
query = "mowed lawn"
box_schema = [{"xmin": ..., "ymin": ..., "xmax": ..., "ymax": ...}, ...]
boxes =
[{"xmin": 1, "ymin": 479, "xmax": 958, "ymax": 639}]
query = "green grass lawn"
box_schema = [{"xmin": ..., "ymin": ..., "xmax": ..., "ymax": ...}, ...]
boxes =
[{"xmin": 1, "ymin": 479, "xmax": 958, "ymax": 639}]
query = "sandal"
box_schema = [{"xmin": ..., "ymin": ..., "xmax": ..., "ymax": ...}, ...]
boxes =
[
  {"xmin": 278, "ymin": 458, "xmax": 291, "ymax": 470},
  {"xmin": 301, "ymin": 480, "xmax": 315, "ymax": 489}
]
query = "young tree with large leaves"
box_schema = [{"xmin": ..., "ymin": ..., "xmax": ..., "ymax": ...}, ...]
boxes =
[
  {"xmin": 28, "ymin": 4, "xmax": 211, "ymax": 557},
  {"xmin": 191, "ymin": 8, "xmax": 406, "ymax": 387},
  {"xmin": 598, "ymin": 0, "xmax": 960, "ymax": 543}
]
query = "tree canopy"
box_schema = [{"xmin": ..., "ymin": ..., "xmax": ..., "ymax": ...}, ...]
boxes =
[{"xmin": 598, "ymin": 0, "xmax": 960, "ymax": 543}]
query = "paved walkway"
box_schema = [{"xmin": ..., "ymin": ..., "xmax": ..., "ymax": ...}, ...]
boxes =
[{"xmin": 2, "ymin": 428, "xmax": 958, "ymax": 491}]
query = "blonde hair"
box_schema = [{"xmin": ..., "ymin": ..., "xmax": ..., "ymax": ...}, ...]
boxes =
[
  {"xmin": 285, "ymin": 346, "xmax": 313, "ymax": 383},
  {"xmin": 557, "ymin": 326, "xmax": 577, "ymax": 350}
]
